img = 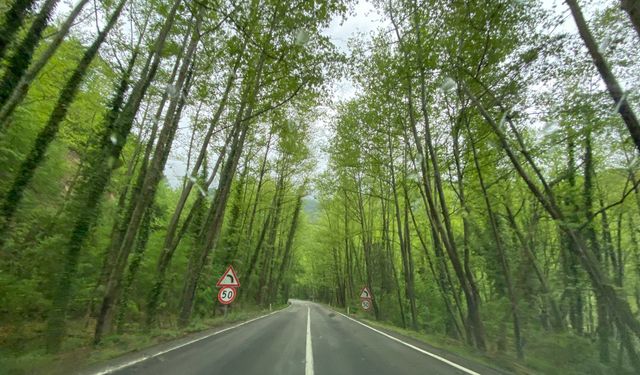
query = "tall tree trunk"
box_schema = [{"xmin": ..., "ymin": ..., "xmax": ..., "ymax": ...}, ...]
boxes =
[
  {"xmin": 505, "ymin": 205, "xmax": 564, "ymax": 332},
  {"xmin": 271, "ymin": 189, "xmax": 303, "ymax": 303},
  {"xmin": 0, "ymin": 0, "xmax": 36, "ymax": 60},
  {"xmin": 244, "ymin": 198, "xmax": 273, "ymax": 289},
  {"xmin": 380, "ymin": 187, "xmax": 407, "ymax": 328},
  {"xmin": 566, "ymin": 0, "xmax": 640, "ymax": 153},
  {"xmin": 403, "ymin": 192, "xmax": 418, "ymax": 328},
  {"xmin": 99, "ymin": 20, "xmax": 195, "ymax": 285},
  {"xmin": 620, "ymin": 0, "xmax": 640, "ymax": 40},
  {"xmin": 115, "ymin": 202, "xmax": 154, "ymax": 332},
  {"xmin": 146, "ymin": 130, "xmax": 230, "ymax": 325},
  {"xmin": 388, "ymin": 8, "xmax": 486, "ymax": 348},
  {"xmin": 468, "ymin": 127, "xmax": 524, "ymax": 359},
  {"xmin": 343, "ymin": 189, "xmax": 355, "ymax": 299},
  {"xmin": 465, "ymin": 83, "xmax": 640, "ymax": 365},
  {"xmin": 0, "ymin": 0, "xmax": 127, "ymax": 242},
  {"xmin": 94, "ymin": 25, "xmax": 199, "ymax": 343},
  {"xmin": 412, "ymin": 136, "xmax": 469, "ymax": 341},
  {"xmin": 563, "ymin": 126, "xmax": 585, "ymax": 335},
  {"xmin": 0, "ymin": 0, "xmax": 59, "ymax": 107},
  {"xmin": 177, "ymin": 40, "xmax": 268, "ymax": 326},
  {"xmin": 242, "ymin": 131, "xmax": 273, "ymax": 250},
  {"xmin": 450, "ymin": 115, "xmax": 478, "ymax": 344},
  {"xmin": 258, "ymin": 164, "xmax": 286, "ymax": 304},
  {"xmin": 147, "ymin": 89, "xmax": 237, "ymax": 311},
  {"xmin": 388, "ymin": 134, "xmax": 416, "ymax": 328},
  {"xmin": 181, "ymin": 102, "xmax": 203, "ymax": 191},
  {"xmin": 0, "ymin": 0, "xmax": 93, "ymax": 128},
  {"xmin": 84, "ymin": 43, "xmax": 146, "ymax": 320},
  {"xmin": 583, "ymin": 129, "xmax": 611, "ymax": 361},
  {"xmin": 408, "ymin": 198, "xmax": 463, "ymax": 339},
  {"xmin": 44, "ymin": 0, "xmax": 182, "ymax": 352},
  {"xmin": 355, "ymin": 176, "xmax": 380, "ymax": 319},
  {"xmin": 219, "ymin": 161, "xmax": 249, "ymax": 267}
]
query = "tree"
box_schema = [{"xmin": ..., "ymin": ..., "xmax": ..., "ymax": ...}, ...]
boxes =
[
  {"xmin": 0, "ymin": 0, "xmax": 128, "ymax": 244},
  {"xmin": 0, "ymin": 0, "xmax": 37, "ymax": 60},
  {"xmin": 44, "ymin": 0, "xmax": 183, "ymax": 352}
]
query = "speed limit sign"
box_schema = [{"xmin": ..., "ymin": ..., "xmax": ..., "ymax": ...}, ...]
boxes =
[
  {"xmin": 218, "ymin": 286, "xmax": 237, "ymax": 305},
  {"xmin": 361, "ymin": 299, "xmax": 371, "ymax": 311}
]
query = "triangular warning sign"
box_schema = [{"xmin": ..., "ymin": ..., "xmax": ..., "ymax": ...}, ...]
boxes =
[
  {"xmin": 359, "ymin": 286, "xmax": 372, "ymax": 299},
  {"xmin": 216, "ymin": 265, "xmax": 241, "ymax": 287}
]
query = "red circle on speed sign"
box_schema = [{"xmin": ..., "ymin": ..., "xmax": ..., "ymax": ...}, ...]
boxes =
[{"xmin": 218, "ymin": 286, "xmax": 237, "ymax": 305}]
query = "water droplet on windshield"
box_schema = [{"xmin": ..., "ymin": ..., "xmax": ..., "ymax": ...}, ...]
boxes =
[
  {"xmin": 598, "ymin": 36, "xmax": 611, "ymax": 53},
  {"xmin": 295, "ymin": 29, "xmax": 310, "ymax": 46},
  {"xmin": 196, "ymin": 184, "xmax": 207, "ymax": 197},
  {"xmin": 613, "ymin": 91, "xmax": 628, "ymax": 114},
  {"xmin": 166, "ymin": 84, "xmax": 178, "ymax": 98},
  {"xmin": 406, "ymin": 172, "xmax": 419, "ymax": 184},
  {"xmin": 440, "ymin": 77, "xmax": 457, "ymax": 93},
  {"xmin": 287, "ymin": 119, "xmax": 297, "ymax": 131}
]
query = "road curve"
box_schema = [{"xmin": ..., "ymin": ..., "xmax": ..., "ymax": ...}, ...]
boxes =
[{"xmin": 83, "ymin": 300, "xmax": 506, "ymax": 375}]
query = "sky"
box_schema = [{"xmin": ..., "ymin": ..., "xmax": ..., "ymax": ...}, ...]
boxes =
[{"xmin": 303, "ymin": 0, "xmax": 390, "ymax": 177}]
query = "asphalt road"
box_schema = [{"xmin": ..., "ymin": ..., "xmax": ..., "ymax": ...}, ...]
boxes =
[{"xmin": 87, "ymin": 300, "xmax": 504, "ymax": 375}]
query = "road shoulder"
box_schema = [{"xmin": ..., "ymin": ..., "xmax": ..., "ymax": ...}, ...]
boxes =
[
  {"xmin": 320, "ymin": 303, "xmax": 520, "ymax": 375},
  {"xmin": 74, "ymin": 305, "xmax": 290, "ymax": 375}
]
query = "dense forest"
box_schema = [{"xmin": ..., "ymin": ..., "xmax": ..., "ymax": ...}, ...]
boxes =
[{"xmin": 0, "ymin": 0, "xmax": 639, "ymax": 373}]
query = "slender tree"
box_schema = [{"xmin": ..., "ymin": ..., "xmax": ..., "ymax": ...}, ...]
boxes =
[
  {"xmin": 0, "ymin": 0, "xmax": 93, "ymax": 129},
  {"xmin": 0, "ymin": 0, "xmax": 37, "ymax": 60},
  {"xmin": 566, "ymin": 0, "xmax": 640, "ymax": 153},
  {"xmin": 44, "ymin": 0, "xmax": 182, "ymax": 352},
  {"xmin": 0, "ymin": 0, "xmax": 128, "ymax": 245},
  {"xmin": 0, "ymin": 0, "xmax": 59, "ymax": 107}
]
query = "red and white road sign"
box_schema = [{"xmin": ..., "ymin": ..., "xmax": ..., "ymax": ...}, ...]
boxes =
[
  {"xmin": 216, "ymin": 265, "xmax": 241, "ymax": 287},
  {"xmin": 218, "ymin": 286, "xmax": 237, "ymax": 305},
  {"xmin": 361, "ymin": 299, "xmax": 371, "ymax": 311},
  {"xmin": 359, "ymin": 286, "xmax": 372, "ymax": 300}
]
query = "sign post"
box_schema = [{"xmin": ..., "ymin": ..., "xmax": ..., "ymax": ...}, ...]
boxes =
[
  {"xmin": 359, "ymin": 286, "xmax": 372, "ymax": 312},
  {"xmin": 216, "ymin": 265, "xmax": 241, "ymax": 308}
]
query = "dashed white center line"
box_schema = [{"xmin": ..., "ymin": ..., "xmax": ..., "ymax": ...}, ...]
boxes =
[{"xmin": 305, "ymin": 306, "xmax": 314, "ymax": 375}]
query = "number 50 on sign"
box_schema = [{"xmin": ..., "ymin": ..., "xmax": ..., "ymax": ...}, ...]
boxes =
[{"xmin": 218, "ymin": 286, "xmax": 237, "ymax": 304}]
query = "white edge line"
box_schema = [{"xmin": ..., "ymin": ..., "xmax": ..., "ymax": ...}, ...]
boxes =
[
  {"xmin": 337, "ymin": 311, "xmax": 481, "ymax": 375},
  {"xmin": 92, "ymin": 306, "xmax": 290, "ymax": 375},
  {"xmin": 305, "ymin": 306, "xmax": 314, "ymax": 375}
]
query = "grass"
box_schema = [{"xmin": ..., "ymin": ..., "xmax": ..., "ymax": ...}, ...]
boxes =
[{"xmin": 0, "ymin": 304, "xmax": 287, "ymax": 375}]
